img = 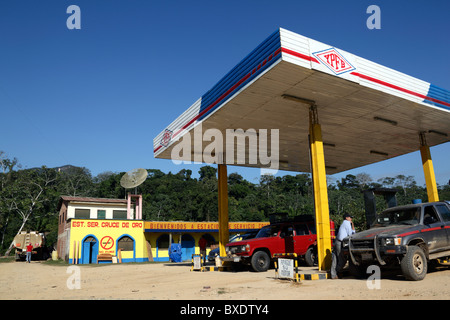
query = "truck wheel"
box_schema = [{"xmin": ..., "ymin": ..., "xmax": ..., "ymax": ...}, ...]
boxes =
[
  {"xmin": 251, "ymin": 251, "xmax": 270, "ymax": 272},
  {"xmin": 305, "ymin": 247, "xmax": 316, "ymax": 267},
  {"xmin": 400, "ymin": 245, "xmax": 427, "ymax": 281}
]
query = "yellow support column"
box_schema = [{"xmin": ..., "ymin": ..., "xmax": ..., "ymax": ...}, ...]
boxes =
[
  {"xmin": 419, "ymin": 133, "xmax": 439, "ymax": 202},
  {"xmin": 309, "ymin": 107, "xmax": 332, "ymax": 271},
  {"xmin": 218, "ymin": 164, "xmax": 229, "ymax": 257}
]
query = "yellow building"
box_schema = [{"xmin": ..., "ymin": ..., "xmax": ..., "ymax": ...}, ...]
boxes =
[
  {"xmin": 144, "ymin": 221, "xmax": 268, "ymax": 262},
  {"xmin": 57, "ymin": 196, "xmax": 268, "ymax": 264}
]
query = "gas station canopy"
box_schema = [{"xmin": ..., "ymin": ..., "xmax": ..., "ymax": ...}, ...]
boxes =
[
  {"xmin": 153, "ymin": 27, "xmax": 449, "ymax": 271},
  {"xmin": 153, "ymin": 28, "xmax": 450, "ymax": 174}
]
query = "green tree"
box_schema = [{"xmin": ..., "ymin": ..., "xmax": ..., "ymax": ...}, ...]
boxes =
[
  {"xmin": 2, "ymin": 167, "xmax": 57, "ymax": 256},
  {"xmin": 57, "ymin": 166, "xmax": 94, "ymax": 197},
  {"xmin": 93, "ymin": 171, "xmax": 125, "ymax": 199}
]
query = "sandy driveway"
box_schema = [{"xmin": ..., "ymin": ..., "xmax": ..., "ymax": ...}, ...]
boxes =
[{"xmin": 1, "ymin": 260, "xmax": 450, "ymax": 300}]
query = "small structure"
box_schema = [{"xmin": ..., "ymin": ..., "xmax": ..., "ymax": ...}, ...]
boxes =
[
  {"xmin": 57, "ymin": 195, "xmax": 141, "ymax": 263},
  {"xmin": 120, "ymin": 168, "xmax": 148, "ymax": 220}
]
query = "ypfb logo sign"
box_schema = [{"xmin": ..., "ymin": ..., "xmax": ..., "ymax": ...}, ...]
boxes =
[
  {"xmin": 312, "ymin": 48, "xmax": 355, "ymax": 75},
  {"xmin": 160, "ymin": 129, "xmax": 173, "ymax": 147}
]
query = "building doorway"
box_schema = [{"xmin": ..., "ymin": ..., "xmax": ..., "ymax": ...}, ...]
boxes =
[
  {"xmin": 82, "ymin": 236, "xmax": 98, "ymax": 264},
  {"xmin": 181, "ymin": 234, "xmax": 195, "ymax": 261},
  {"xmin": 156, "ymin": 234, "xmax": 171, "ymax": 261}
]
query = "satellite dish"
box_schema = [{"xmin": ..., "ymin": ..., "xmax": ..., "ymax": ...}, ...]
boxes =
[{"xmin": 120, "ymin": 168, "xmax": 148, "ymax": 189}]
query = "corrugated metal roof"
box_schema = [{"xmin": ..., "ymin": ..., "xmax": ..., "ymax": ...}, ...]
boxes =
[{"xmin": 58, "ymin": 196, "xmax": 127, "ymax": 210}]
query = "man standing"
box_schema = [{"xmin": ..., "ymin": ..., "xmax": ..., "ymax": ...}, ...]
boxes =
[
  {"xmin": 331, "ymin": 213, "xmax": 355, "ymax": 279},
  {"xmin": 26, "ymin": 243, "xmax": 33, "ymax": 263}
]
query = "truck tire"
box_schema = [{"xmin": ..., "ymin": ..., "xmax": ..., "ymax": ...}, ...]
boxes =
[
  {"xmin": 400, "ymin": 245, "xmax": 427, "ymax": 281},
  {"xmin": 305, "ymin": 247, "xmax": 316, "ymax": 267},
  {"xmin": 251, "ymin": 251, "xmax": 270, "ymax": 272}
]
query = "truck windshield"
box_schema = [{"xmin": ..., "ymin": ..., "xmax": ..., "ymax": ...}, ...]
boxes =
[
  {"xmin": 372, "ymin": 207, "xmax": 421, "ymax": 227},
  {"xmin": 255, "ymin": 225, "xmax": 279, "ymax": 238}
]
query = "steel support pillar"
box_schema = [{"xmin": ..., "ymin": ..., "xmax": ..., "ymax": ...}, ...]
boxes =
[
  {"xmin": 218, "ymin": 163, "xmax": 229, "ymax": 257},
  {"xmin": 419, "ymin": 133, "xmax": 439, "ymax": 202},
  {"xmin": 309, "ymin": 106, "xmax": 332, "ymax": 271}
]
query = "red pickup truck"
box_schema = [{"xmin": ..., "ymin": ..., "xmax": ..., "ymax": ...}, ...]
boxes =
[{"xmin": 225, "ymin": 216, "xmax": 335, "ymax": 272}]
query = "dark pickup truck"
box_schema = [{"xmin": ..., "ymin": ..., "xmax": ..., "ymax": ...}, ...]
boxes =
[{"xmin": 344, "ymin": 201, "xmax": 450, "ymax": 280}]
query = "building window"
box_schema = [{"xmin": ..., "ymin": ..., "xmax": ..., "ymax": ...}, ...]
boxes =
[
  {"xmin": 157, "ymin": 234, "xmax": 171, "ymax": 249},
  {"xmin": 74, "ymin": 209, "xmax": 90, "ymax": 219},
  {"xmin": 113, "ymin": 210, "xmax": 127, "ymax": 219},
  {"xmin": 435, "ymin": 205, "xmax": 450, "ymax": 222},
  {"xmin": 85, "ymin": 236, "xmax": 97, "ymax": 243},
  {"xmin": 97, "ymin": 210, "xmax": 106, "ymax": 219},
  {"xmin": 118, "ymin": 236, "xmax": 134, "ymax": 251}
]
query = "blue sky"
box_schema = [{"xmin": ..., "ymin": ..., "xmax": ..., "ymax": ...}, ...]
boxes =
[{"xmin": 0, "ymin": 0, "xmax": 449, "ymax": 187}]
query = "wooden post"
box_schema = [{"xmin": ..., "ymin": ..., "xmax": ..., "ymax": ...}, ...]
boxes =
[
  {"xmin": 118, "ymin": 248, "xmax": 122, "ymax": 263},
  {"xmin": 146, "ymin": 240, "xmax": 154, "ymax": 262},
  {"xmin": 73, "ymin": 241, "xmax": 76, "ymax": 264}
]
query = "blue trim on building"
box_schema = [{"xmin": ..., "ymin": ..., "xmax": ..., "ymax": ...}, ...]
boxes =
[
  {"xmin": 153, "ymin": 257, "xmax": 170, "ymax": 262},
  {"xmin": 144, "ymin": 228, "xmax": 261, "ymax": 233},
  {"xmin": 145, "ymin": 229, "xmax": 217, "ymax": 233},
  {"xmin": 70, "ymin": 258, "xmax": 149, "ymax": 264}
]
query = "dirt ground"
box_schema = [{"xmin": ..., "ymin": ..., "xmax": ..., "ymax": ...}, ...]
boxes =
[{"xmin": 1, "ymin": 260, "xmax": 450, "ymax": 300}]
